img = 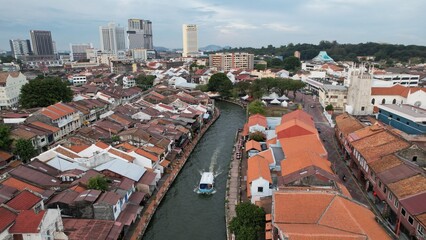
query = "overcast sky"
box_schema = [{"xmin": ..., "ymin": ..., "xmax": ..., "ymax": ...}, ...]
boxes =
[{"xmin": 1, "ymin": 0, "xmax": 425, "ymax": 51}]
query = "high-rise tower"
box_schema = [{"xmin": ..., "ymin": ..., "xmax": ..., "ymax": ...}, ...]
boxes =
[
  {"xmin": 30, "ymin": 30, "xmax": 54, "ymax": 56},
  {"xmin": 99, "ymin": 22, "xmax": 126, "ymax": 55},
  {"xmin": 127, "ymin": 19, "xmax": 153, "ymax": 50},
  {"xmin": 9, "ymin": 39, "xmax": 32, "ymax": 59},
  {"xmin": 182, "ymin": 24, "xmax": 198, "ymax": 57}
]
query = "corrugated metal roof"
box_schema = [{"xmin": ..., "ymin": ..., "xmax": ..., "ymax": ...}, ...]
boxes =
[{"xmin": 94, "ymin": 159, "xmax": 145, "ymax": 181}]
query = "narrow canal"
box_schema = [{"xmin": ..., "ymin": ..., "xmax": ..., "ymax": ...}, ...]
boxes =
[{"xmin": 143, "ymin": 101, "xmax": 246, "ymax": 240}]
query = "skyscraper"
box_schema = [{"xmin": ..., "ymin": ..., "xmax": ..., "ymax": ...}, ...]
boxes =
[
  {"xmin": 30, "ymin": 30, "xmax": 54, "ymax": 56},
  {"xmin": 9, "ymin": 39, "xmax": 32, "ymax": 59},
  {"xmin": 99, "ymin": 22, "xmax": 126, "ymax": 55},
  {"xmin": 127, "ymin": 19, "xmax": 153, "ymax": 50},
  {"xmin": 182, "ymin": 24, "xmax": 198, "ymax": 57},
  {"xmin": 70, "ymin": 43, "xmax": 93, "ymax": 61}
]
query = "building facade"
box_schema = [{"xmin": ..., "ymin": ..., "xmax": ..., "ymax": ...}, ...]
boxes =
[
  {"xmin": 9, "ymin": 39, "xmax": 32, "ymax": 59},
  {"xmin": 318, "ymin": 84, "xmax": 348, "ymax": 112},
  {"xmin": 377, "ymin": 104, "xmax": 426, "ymax": 135},
  {"xmin": 70, "ymin": 43, "xmax": 92, "ymax": 61},
  {"xmin": 99, "ymin": 22, "xmax": 126, "ymax": 55},
  {"xmin": 373, "ymin": 73, "xmax": 420, "ymax": 87},
  {"xmin": 0, "ymin": 72, "xmax": 28, "ymax": 109},
  {"xmin": 30, "ymin": 30, "xmax": 54, "ymax": 56},
  {"xmin": 345, "ymin": 69, "xmax": 374, "ymax": 115},
  {"xmin": 209, "ymin": 52, "xmax": 254, "ymax": 71},
  {"xmin": 182, "ymin": 24, "xmax": 198, "ymax": 57},
  {"xmin": 127, "ymin": 19, "xmax": 153, "ymax": 50}
]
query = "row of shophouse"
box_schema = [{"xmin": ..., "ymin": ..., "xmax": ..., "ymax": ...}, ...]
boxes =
[{"xmin": 335, "ymin": 113, "xmax": 426, "ymax": 239}]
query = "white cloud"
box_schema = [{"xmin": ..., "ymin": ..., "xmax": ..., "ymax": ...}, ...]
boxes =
[{"xmin": 262, "ymin": 23, "xmax": 300, "ymax": 32}]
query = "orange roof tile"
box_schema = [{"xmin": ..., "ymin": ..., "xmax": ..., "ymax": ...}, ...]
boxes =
[
  {"xmin": 369, "ymin": 154, "xmax": 402, "ymax": 174},
  {"xmin": 245, "ymin": 140, "xmax": 262, "ymax": 152},
  {"xmin": 257, "ymin": 149, "xmax": 274, "ymax": 165},
  {"xmin": 247, "ymin": 114, "xmax": 267, "ymax": 128},
  {"xmin": 276, "ymin": 119, "xmax": 317, "ymax": 138},
  {"xmin": 265, "ymin": 213, "xmax": 272, "ymax": 222},
  {"xmin": 41, "ymin": 102, "xmax": 76, "ymax": 120},
  {"xmin": 134, "ymin": 148, "xmax": 158, "ymax": 162},
  {"xmin": 266, "ymin": 137, "xmax": 277, "ymax": 147},
  {"xmin": 247, "ymin": 155, "xmax": 272, "ymax": 197},
  {"xmin": 0, "ymin": 150, "xmax": 13, "ymax": 161},
  {"xmin": 1, "ymin": 177, "xmax": 44, "ymax": 193},
  {"xmin": 281, "ymin": 109, "xmax": 313, "ymax": 126},
  {"xmin": 265, "ymin": 230, "xmax": 272, "ymax": 240},
  {"xmin": 273, "ymin": 191, "xmax": 391, "ymax": 239},
  {"xmin": 116, "ymin": 142, "xmax": 137, "ymax": 151},
  {"xmin": 68, "ymin": 144, "xmax": 90, "ymax": 153},
  {"xmin": 371, "ymin": 84, "xmax": 425, "ymax": 98},
  {"xmin": 54, "ymin": 146, "xmax": 81, "ymax": 159},
  {"xmin": 280, "ymin": 134, "xmax": 327, "ymax": 159},
  {"xmin": 30, "ymin": 121, "xmax": 60, "ymax": 133},
  {"xmin": 388, "ymin": 174, "xmax": 426, "ymax": 199},
  {"xmin": 281, "ymin": 151, "xmax": 333, "ymax": 177},
  {"xmin": 335, "ymin": 113, "xmax": 365, "ymax": 136},
  {"xmin": 95, "ymin": 141, "xmax": 109, "ymax": 149},
  {"xmin": 108, "ymin": 148, "xmax": 135, "ymax": 162},
  {"xmin": 69, "ymin": 185, "xmax": 87, "ymax": 193},
  {"xmin": 6, "ymin": 190, "xmax": 42, "ymax": 210},
  {"xmin": 159, "ymin": 160, "xmax": 170, "ymax": 167}
]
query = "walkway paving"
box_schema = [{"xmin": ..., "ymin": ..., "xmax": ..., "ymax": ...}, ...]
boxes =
[
  {"xmin": 225, "ymin": 131, "xmax": 244, "ymax": 240},
  {"xmin": 129, "ymin": 108, "xmax": 221, "ymax": 240}
]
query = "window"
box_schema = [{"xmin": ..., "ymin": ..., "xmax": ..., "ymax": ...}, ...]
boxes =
[
  {"xmin": 418, "ymin": 224, "xmax": 425, "ymax": 236},
  {"xmin": 378, "ymin": 181, "xmax": 382, "ymax": 188},
  {"xmin": 392, "ymin": 99, "xmax": 396, "ymax": 104},
  {"xmin": 382, "ymin": 99, "xmax": 386, "ymax": 104},
  {"xmin": 388, "ymin": 192, "xmax": 394, "ymax": 201},
  {"xmin": 384, "ymin": 187, "xmax": 387, "ymax": 194},
  {"xmin": 401, "ymin": 208, "xmax": 406, "ymax": 216},
  {"xmin": 394, "ymin": 199, "xmax": 399, "ymax": 208},
  {"xmin": 396, "ymin": 117, "xmax": 400, "ymax": 121},
  {"xmin": 361, "ymin": 107, "xmax": 365, "ymax": 111},
  {"xmin": 408, "ymin": 216, "xmax": 414, "ymax": 225},
  {"xmin": 371, "ymin": 98, "xmax": 375, "ymax": 104},
  {"xmin": 413, "ymin": 156, "xmax": 418, "ymax": 162},
  {"xmin": 258, "ymin": 187, "xmax": 263, "ymax": 192}
]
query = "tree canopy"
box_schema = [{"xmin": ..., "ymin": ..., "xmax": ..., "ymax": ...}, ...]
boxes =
[
  {"xmin": 249, "ymin": 131, "xmax": 266, "ymax": 142},
  {"xmin": 229, "ymin": 202, "xmax": 265, "ymax": 240},
  {"xmin": 208, "ymin": 73, "xmax": 233, "ymax": 98},
  {"xmin": 0, "ymin": 124, "xmax": 12, "ymax": 151},
  {"xmin": 135, "ymin": 74, "xmax": 156, "ymax": 90},
  {"xmin": 283, "ymin": 56, "xmax": 301, "ymax": 71},
  {"xmin": 13, "ymin": 139, "xmax": 37, "ymax": 163},
  {"xmin": 19, "ymin": 77, "xmax": 73, "ymax": 108},
  {"xmin": 87, "ymin": 175, "xmax": 109, "ymax": 191},
  {"xmin": 248, "ymin": 100, "xmax": 266, "ymax": 115}
]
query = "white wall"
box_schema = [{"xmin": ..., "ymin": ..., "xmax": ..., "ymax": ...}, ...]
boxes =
[
  {"xmin": 249, "ymin": 124, "xmax": 266, "ymax": 134},
  {"xmin": 250, "ymin": 178, "xmax": 272, "ymax": 204}
]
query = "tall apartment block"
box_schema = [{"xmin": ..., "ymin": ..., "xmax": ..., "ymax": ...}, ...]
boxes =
[
  {"xmin": 70, "ymin": 43, "xmax": 93, "ymax": 61},
  {"xmin": 9, "ymin": 39, "xmax": 32, "ymax": 59},
  {"xmin": 30, "ymin": 30, "xmax": 54, "ymax": 56},
  {"xmin": 209, "ymin": 52, "xmax": 254, "ymax": 71},
  {"xmin": 182, "ymin": 24, "xmax": 198, "ymax": 57},
  {"xmin": 127, "ymin": 19, "xmax": 153, "ymax": 50},
  {"xmin": 99, "ymin": 22, "xmax": 126, "ymax": 55}
]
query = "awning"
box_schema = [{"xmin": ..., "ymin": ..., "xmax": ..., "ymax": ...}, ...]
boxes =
[{"xmin": 128, "ymin": 191, "xmax": 146, "ymax": 205}]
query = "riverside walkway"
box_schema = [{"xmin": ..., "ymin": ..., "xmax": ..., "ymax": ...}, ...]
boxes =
[{"xmin": 130, "ymin": 108, "xmax": 221, "ymax": 240}]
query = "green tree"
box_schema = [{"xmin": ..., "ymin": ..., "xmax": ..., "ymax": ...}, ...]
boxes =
[
  {"xmin": 195, "ymin": 84, "xmax": 209, "ymax": 92},
  {"xmin": 13, "ymin": 139, "xmax": 37, "ymax": 163},
  {"xmin": 248, "ymin": 100, "xmax": 266, "ymax": 115},
  {"xmin": 288, "ymin": 80, "xmax": 306, "ymax": 100},
  {"xmin": 0, "ymin": 124, "xmax": 12, "ymax": 150},
  {"xmin": 249, "ymin": 131, "xmax": 266, "ymax": 142},
  {"xmin": 283, "ymin": 56, "xmax": 301, "ymax": 71},
  {"xmin": 19, "ymin": 77, "xmax": 73, "ymax": 108},
  {"xmin": 135, "ymin": 74, "xmax": 156, "ymax": 90},
  {"xmin": 235, "ymin": 81, "xmax": 251, "ymax": 95},
  {"xmin": 229, "ymin": 202, "xmax": 265, "ymax": 240},
  {"xmin": 269, "ymin": 58, "xmax": 284, "ymax": 68},
  {"xmin": 254, "ymin": 64, "xmax": 266, "ymax": 71},
  {"xmin": 87, "ymin": 175, "xmax": 109, "ymax": 191},
  {"xmin": 208, "ymin": 73, "xmax": 233, "ymax": 98},
  {"xmin": 325, "ymin": 104, "xmax": 334, "ymax": 111}
]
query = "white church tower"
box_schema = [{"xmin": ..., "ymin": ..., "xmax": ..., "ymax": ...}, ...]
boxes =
[{"xmin": 345, "ymin": 64, "xmax": 374, "ymax": 115}]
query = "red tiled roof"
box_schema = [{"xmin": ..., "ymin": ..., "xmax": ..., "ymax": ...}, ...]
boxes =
[
  {"xmin": 108, "ymin": 148, "xmax": 135, "ymax": 162},
  {"xmin": 247, "ymin": 114, "xmax": 267, "ymax": 128},
  {"xmin": 135, "ymin": 148, "xmax": 158, "ymax": 162},
  {"xmin": 0, "ymin": 206, "xmax": 17, "ymax": 232},
  {"xmin": 1, "ymin": 177, "xmax": 44, "ymax": 193},
  {"xmin": 54, "ymin": 146, "xmax": 81, "ymax": 159},
  {"xmin": 371, "ymin": 84, "xmax": 425, "ymax": 97},
  {"xmin": 63, "ymin": 218, "xmax": 123, "ymax": 240},
  {"xmin": 247, "ymin": 155, "xmax": 272, "ymax": 197},
  {"xmin": 245, "ymin": 140, "xmax": 262, "ymax": 152},
  {"xmin": 95, "ymin": 141, "xmax": 109, "ymax": 149},
  {"xmin": 281, "ymin": 152, "xmax": 333, "ymax": 177},
  {"xmin": 68, "ymin": 144, "xmax": 90, "ymax": 153},
  {"xmin": 9, "ymin": 210, "xmax": 46, "ymax": 233},
  {"xmin": 280, "ymin": 109, "xmax": 314, "ymax": 125},
  {"xmin": 0, "ymin": 150, "xmax": 13, "ymax": 162},
  {"xmin": 41, "ymin": 102, "xmax": 76, "ymax": 120},
  {"xmin": 29, "ymin": 121, "xmax": 60, "ymax": 133},
  {"xmin": 6, "ymin": 190, "xmax": 42, "ymax": 210}
]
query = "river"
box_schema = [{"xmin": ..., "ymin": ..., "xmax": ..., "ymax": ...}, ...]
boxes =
[{"xmin": 143, "ymin": 101, "xmax": 246, "ymax": 240}]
